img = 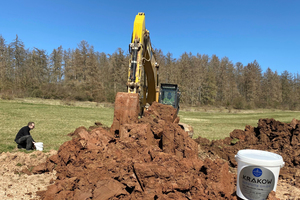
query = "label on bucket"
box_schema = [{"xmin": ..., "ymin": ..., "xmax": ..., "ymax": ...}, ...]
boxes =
[{"xmin": 239, "ymin": 166, "xmax": 275, "ymax": 200}]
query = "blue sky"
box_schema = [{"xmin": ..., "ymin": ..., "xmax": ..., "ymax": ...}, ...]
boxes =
[{"xmin": 1, "ymin": 0, "xmax": 299, "ymax": 75}]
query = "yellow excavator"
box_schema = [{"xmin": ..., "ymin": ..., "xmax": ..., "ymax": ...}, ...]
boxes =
[{"xmin": 112, "ymin": 12, "xmax": 193, "ymax": 137}]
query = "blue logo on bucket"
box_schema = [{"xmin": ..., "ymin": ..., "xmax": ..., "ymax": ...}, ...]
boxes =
[{"xmin": 252, "ymin": 168, "xmax": 262, "ymax": 177}]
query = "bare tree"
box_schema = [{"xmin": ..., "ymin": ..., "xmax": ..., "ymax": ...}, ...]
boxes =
[
  {"xmin": 261, "ymin": 68, "xmax": 282, "ymax": 108},
  {"xmin": 9, "ymin": 35, "xmax": 27, "ymax": 91},
  {"xmin": 202, "ymin": 60, "xmax": 217, "ymax": 105},
  {"xmin": 243, "ymin": 60, "xmax": 262, "ymax": 107},
  {"xmin": 0, "ymin": 35, "xmax": 8, "ymax": 92},
  {"xmin": 49, "ymin": 46, "xmax": 63, "ymax": 83}
]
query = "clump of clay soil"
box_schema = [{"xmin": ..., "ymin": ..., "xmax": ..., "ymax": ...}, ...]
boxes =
[
  {"xmin": 33, "ymin": 102, "xmax": 237, "ymax": 199},
  {"xmin": 194, "ymin": 118, "xmax": 300, "ymax": 199}
]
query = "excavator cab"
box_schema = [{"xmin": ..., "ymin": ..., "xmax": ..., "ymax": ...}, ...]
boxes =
[{"xmin": 159, "ymin": 83, "xmax": 180, "ymax": 111}]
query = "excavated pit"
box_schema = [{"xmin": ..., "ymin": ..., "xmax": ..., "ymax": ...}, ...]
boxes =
[{"xmin": 32, "ymin": 102, "xmax": 300, "ymax": 199}]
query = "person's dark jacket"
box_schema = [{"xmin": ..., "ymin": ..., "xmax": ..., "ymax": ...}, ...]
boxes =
[{"xmin": 15, "ymin": 126, "xmax": 34, "ymax": 142}]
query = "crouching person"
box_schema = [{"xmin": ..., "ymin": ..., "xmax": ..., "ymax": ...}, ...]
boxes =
[{"xmin": 15, "ymin": 122, "xmax": 36, "ymax": 151}]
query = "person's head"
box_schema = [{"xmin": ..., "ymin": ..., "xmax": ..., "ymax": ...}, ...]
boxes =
[{"xmin": 28, "ymin": 122, "xmax": 35, "ymax": 130}]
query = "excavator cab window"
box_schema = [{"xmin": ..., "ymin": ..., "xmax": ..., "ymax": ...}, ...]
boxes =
[
  {"xmin": 159, "ymin": 83, "xmax": 180, "ymax": 110},
  {"xmin": 162, "ymin": 91, "xmax": 175, "ymax": 105}
]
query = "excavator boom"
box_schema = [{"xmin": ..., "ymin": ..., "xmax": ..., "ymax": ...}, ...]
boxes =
[
  {"xmin": 127, "ymin": 12, "xmax": 159, "ymax": 108},
  {"xmin": 112, "ymin": 12, "xmax": 159, "ymax": 133}
]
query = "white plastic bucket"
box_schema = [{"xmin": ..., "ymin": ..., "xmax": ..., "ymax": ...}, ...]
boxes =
[
  {"xmin": 35, "ymin": 142, "xmax": 43, "ymax": 151},
  {"xmin": 235, "ymin": 149, "xmax": 284, "ymax": 200}
]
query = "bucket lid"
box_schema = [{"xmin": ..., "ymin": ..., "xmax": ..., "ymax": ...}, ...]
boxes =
[{"xmin": 235, "ymin": 149, "xmax": 284, "ymax": 167}]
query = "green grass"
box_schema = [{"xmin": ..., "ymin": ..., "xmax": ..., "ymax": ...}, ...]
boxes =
[
  {"xmin": 1, "ymin": 98, "xmax": 300, "ymax": 153},
  {"xmin": 179, "ymin": 108, "xmax": 300, "ymax": 140},
  {"xmin": 0, "ymin": 98, "xmax": 114, "ymax": 153}
]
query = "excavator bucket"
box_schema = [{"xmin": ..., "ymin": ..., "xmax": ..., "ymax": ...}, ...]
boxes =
[{"xmin": 110, "ymin": 92, "xmax": 140, "ymax": 135}]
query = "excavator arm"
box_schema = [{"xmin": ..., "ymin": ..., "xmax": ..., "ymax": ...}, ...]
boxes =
[
  {"xmin": 127, "ymin": 12, "xmax": 160, "ymax": 110},
  {"xmin": 111, "ymin": 13, "xmax": 159, "ymax": 134}
]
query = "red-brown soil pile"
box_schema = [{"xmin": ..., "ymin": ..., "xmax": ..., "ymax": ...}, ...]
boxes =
[
  {"xmin": 33, "ymin": 102, "xmax": 238, "ymax": 199},
  {"xmin": 194, "ymin": 118, "xmax": 300, "ymax": 189},
  {"xmin": 32, "ymin": 101, "xmax": 296, "ymax": 199}
]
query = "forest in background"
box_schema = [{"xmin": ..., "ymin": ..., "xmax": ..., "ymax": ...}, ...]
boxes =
[{"xmin": 0, "ymin": 35, "xmax": 300, "ymax": 110}]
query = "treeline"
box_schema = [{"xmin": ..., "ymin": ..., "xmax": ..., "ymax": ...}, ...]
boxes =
[{"xmin": 0, "ymin": 35, "xmax": 300, "ymax": 110}]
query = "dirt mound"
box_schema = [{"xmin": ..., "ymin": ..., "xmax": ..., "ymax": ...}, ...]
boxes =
[
  {"xmin": 194, "ymin": 118, "xmax": 300, "ymax": 199},
  {"xmin": 30, "ymin": 102, "xmax": 297, "ymax": 199},
  {"xmin": 33, "ymin": 102, "xmax": 238, "ymax": 199}
]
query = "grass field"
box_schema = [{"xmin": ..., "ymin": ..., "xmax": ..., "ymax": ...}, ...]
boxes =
[
  {"xmin": 179, "ymin": 108, "xmax": 300, "ymax": 140},
  {"xmin": 1, "ymin": 98, "xmax": 300, "ymax": 153},
  {"xmin": 0, "ymin": 98, "xmax": 114, "ymax": 153}
]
